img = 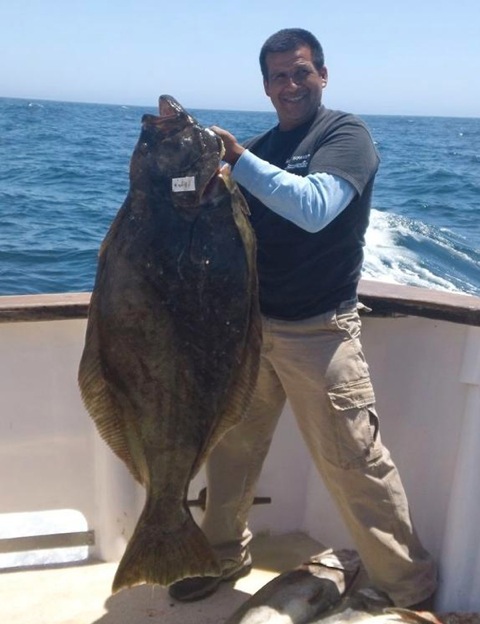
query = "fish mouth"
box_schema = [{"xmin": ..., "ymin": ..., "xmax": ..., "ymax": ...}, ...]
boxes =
[
  {"xmin": 158, "ymin": 95, "xmax": 225, "ymax": 175},
  {"xmin": 141, "ymin": 95, "xmax": 197, "ymax": 134},
  {"xmin": 158, "ymin": 94, "xmax": 195, "ymax": 123},
  {"xmin": 151, "ymin": 96, "xmax": 224, "ymax": 199},
  {"xmin": 156, "ymin": 97, "xmax": 223, "ymax": 159}
]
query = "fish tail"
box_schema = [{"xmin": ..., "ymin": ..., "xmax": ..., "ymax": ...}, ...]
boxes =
[{"xmin": 112, "ymin": 504, "xmax": 221, "ymax": 593}]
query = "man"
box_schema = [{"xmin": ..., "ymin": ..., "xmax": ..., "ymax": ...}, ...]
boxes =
[{"xmin": 169, "ymin": 28, "xmax": 437, "ymax": 609}]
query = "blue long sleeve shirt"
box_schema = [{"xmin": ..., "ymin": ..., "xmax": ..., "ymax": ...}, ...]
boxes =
[{"xmin": 232, "ymin": 149, "xmax": 356, "ymax": 233}]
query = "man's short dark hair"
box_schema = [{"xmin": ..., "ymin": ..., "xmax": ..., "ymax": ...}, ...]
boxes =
[{"xmin": 260, "ymin": 28, "xmax": 325, "ymax": 80}]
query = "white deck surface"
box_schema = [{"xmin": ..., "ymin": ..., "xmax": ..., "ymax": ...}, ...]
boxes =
[{"xmin": 0, "ymin": 532, "xmax": 329, "ymax": 624}]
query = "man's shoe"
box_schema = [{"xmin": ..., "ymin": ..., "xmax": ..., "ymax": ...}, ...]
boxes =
[
  {"xmin": 168, "ymin": 562, "xmax": 252, "ymax": 602},
  {"xmin": 168, "ymin": 575, "xmax": 222, "ymax": 602},
  {"xmin": 406, "ymin": 594, "xmax": 436, "ymax": 611}
]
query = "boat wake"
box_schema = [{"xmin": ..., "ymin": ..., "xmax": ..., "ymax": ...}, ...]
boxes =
[{"xmin": 363, "ymin": 209, "xmax": 480, "ymax": 296}]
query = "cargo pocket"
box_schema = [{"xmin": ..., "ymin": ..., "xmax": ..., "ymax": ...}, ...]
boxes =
[
  {"xmin": 326, "ymin": 377, "xmax": 382, "ymax": 469},
  {"xmin": 333, "ymin": 306, "xmax": 362, "ymax": 341}
]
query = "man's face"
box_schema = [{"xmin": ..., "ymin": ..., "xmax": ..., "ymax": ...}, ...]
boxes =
[{"xmin": 264, "ymin": 45, "xmax": 328, "ymax": 131}]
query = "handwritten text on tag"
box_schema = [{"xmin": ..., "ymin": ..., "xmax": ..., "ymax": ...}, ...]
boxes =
[{"xmin": 172, "ymin": 176, "xmax": 196, "ymax": 192}]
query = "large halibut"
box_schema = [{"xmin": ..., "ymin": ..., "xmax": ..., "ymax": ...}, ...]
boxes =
[{"xmin": 78, "ymin": 95, "xmax": 261, "ymax": 592}]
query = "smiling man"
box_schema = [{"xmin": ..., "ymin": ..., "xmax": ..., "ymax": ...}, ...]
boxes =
[
  {"xmin": 262, "ymin": 42, "xmax": 328, "ymax": 131},
  {"xmin": 169, "ymin": 28, "xmax": 438, "ymax": 610}
]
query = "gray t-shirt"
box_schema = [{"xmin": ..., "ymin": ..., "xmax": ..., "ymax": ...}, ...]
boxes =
[{"xmin": 239, "ymin": 105, "xmax": 380, "ymax": 320}]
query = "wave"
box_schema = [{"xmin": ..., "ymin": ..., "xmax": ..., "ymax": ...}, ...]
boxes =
[{"xmin": 363, "ymin": 210, "xmax": 480, "ymax": 295}]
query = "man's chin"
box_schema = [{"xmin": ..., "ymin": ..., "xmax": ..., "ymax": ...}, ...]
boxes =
[{"xmin": 278, "ymin": 107, "xmax": 316, "ymax": 130}]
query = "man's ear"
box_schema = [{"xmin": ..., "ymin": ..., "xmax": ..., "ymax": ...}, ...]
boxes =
[{"xmin": 320, "ymin": 66, "xmax": 328, "ymax": 88}]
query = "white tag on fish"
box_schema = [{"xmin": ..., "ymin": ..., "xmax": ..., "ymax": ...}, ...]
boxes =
[{"xmin": 172, "ymin": 176, "xmax": 196, "ymax": 192}]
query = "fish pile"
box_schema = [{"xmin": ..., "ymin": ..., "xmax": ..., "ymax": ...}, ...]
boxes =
[
  {"xmin": 78, "ymin": 95, "xmax": 261, "ymax": 593},
  {"xmin": 225, "ymin": 548, "xmax": 455, "ymax": 624}
]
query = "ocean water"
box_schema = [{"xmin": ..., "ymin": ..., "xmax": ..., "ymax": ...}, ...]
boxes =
[{"xmin": 0, "ymin": 97, "xmax": 479, "ymax": 297}]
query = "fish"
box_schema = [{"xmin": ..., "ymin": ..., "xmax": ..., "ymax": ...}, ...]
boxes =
[
  {"xmin": 432, "ymin": 616, "xmax": 480, "ymax": 624},
  {"xmin": 78, "ymin": 95, "xmax": 261, "ymax": 593},
  {"xmin": 225, "ymin": 548, "xmax": 361, "ymax": 624},
  {"xmin": 308, "ymin": 588, "xmax": 435, "ymax": 624}
]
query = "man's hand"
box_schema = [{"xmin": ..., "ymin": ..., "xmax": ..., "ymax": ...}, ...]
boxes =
[{"xmin": 210, "ymin": 125, "xmax": 245, "ymax": 166}]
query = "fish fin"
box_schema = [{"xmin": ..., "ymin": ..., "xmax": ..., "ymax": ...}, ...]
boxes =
[
  {"xmin": 384, "ymin": 609, "xmax": 440, "ymax": 623},
  {"xmin": 222, "ymin": 169, "xmax": 251, "ymax": 216},
  {"xmin": 112, "ymin": 502, "xmax": 221, "ymax": 592},
  {"xmin": 78, "ymin": 295, "xmax": 142, "ymax": 484}
]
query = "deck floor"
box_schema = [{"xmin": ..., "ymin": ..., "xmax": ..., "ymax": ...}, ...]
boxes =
[{"xmin": 0, "ymin": 532, "xmax": 329, "ymax": 624}]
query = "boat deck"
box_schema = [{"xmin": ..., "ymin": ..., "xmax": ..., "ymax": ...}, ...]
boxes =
[{"xmin": 1, "ymin": 532, "xmax": 336, "ymax": 624}]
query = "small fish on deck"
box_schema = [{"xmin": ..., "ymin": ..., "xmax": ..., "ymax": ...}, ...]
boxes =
[
  {"xmin": 225, "ymin": 548, "xmax": 361, "ymax": 624},
  {"xmin": 78, "ymin": 95, "xmax": 261, "ymax": 593},
  {"xmin": 308, "ymin": 587, "xmax": 436, "ymax": 624}
]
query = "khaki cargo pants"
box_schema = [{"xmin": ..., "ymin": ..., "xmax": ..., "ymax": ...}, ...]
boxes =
[{"xmin": 201, "ymin": 302, "xmax": 437, "ymax": 607}]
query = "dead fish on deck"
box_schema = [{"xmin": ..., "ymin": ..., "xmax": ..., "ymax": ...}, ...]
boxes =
[
  {"xmin": 78, "ymin": 95, "xmax": 261, "ymax": 593},
  {"xmin": 225, "ymin": 548, "xmax": 361, "ymax": 624},
  {"xmin": 309, "ymin": 588, "xmax": 434, "ymax": 624},
  {"xmin": 432, "ymin": 616, "xmax": 480, "ymax": 624}
]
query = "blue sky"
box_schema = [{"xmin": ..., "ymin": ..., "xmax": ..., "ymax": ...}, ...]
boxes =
[{"xmin": 1, "ymin": 0, "xmax": 478, "ymax": 117}]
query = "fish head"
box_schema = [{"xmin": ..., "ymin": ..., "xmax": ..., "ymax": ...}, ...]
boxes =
[{"xmin": 130, "ymin": 95, "xmax": 225, "ymax": 216}]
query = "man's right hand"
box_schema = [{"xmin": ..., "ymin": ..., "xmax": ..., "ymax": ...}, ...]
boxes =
[{"xmin": 210, "ymin": 126, "xmax": 245, "ymax": 166}]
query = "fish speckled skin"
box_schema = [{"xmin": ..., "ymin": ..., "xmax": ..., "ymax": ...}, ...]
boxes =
[
  {"xmin": 309, "ymin": 588, "xmax": 433, "ymax": 624},
  {"xmin": 225, "ymin": 549, "xmax": 361, "ymax": 624},
  {"xmin": 78, "ymin": 95, "xmax": 261, "ymax": 593}
]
